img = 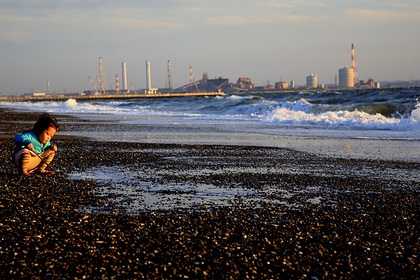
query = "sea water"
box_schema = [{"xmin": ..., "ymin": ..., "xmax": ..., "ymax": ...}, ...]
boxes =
[
  {"xmin": 2, "ymin": 88, "xmax": 419, "ymax": 162},
  {"xmin": 3, "ymin": 88, "xmax": 419, "ymax": 211}
]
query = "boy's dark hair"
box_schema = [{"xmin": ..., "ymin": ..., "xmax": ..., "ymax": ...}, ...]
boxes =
[{"xmin": 33, "ymin": 113, "xmax": 59, "ymax": 136}]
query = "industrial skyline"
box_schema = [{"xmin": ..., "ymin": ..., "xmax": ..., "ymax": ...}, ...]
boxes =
[
  {"xmin": 86, "ymin": 44, "xmax": 378, "ymax": 95},
  {"xmin": 1, "ymin": 0, "xmax": 419, "ymax": 95}
]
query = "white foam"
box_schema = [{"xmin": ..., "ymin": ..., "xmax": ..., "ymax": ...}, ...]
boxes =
[
  {"xmin": 224, "ymin": 95, "xmax": 255, "ymax": 101},
  {"xmin": 1, "ymin": 96, "xmax": 419, "ymax": 132},
  {"xmin": 410, "ymin": 102, "xmax": 420, "ymax": 122},
  {"xmin": 0, "ymin": 99, "xmax": 185, "ymax": 117},
  {"xmin": 263, "ymin": 105, "xmax": 419, "ymax": 131}
]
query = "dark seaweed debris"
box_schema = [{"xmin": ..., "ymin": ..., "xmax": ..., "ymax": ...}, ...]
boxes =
[{"xmin": 0, "ymin": 111, "xmax": 419, "ymax": 279}]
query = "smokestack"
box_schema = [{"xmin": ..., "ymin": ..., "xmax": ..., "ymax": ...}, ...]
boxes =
[
  {"xmin": 122, "ymin": 62, "xmax": 127, "ymax": 91},
  {"xmin": 168, "ymin": 60, "xmax": 173, "ymax": 90},
  {"xmin": 351, "ymin": 43, "xmax": 359, "ymax": 85},
  {"xmin": 190, "ymin": 66, "xmax": 193, "ymax": 84},
  {"xmin": 146, "ymin": 61, "xmax": 151, "ymax": 90},
  {"xmin": 116, "ymin": 74, "xmax": 120, "ymax": 93}
]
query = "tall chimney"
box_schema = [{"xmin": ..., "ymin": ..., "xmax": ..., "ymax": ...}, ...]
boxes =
[
  {"xmin": 168, "ymin": 60, "xmax": 173, "ymax": 90},
  {"xmin": 122, "ymin": 62, "xmax": 127, "ymax": 91},
  {"xmin": 146, "ymin": 61, "xmax": 151, "ymax": 90}
]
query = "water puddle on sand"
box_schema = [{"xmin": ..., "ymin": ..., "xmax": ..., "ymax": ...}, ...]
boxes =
[
  {"xmin": 68, "ymin": 165, "xmax": 325, "ymax": 213},
  {"xmin": 68, "ymin": 166, "xmax": 257, "ymax": 212}
]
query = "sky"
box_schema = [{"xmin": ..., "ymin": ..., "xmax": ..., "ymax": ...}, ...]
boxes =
[{"xmin": 0, "ymin": 0, "xmax": 419, "ymax": 95}]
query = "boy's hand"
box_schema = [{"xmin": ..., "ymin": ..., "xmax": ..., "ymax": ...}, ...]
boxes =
[
  {"xmin": 27, "ymin": 143, "xmax": 34, "ymax": 151},
  {"xmin": 51, "ymin": 145, "xmax": 58, "ymax": 152}
]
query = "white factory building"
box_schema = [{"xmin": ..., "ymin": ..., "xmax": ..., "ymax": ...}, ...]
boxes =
[
  {"xmin": 339, "ymin": 67, "xmax": 354, "ymax": 88},
  {"xmin": 306, "ymin": 74, "xmax": 317, "ymax": 88}
]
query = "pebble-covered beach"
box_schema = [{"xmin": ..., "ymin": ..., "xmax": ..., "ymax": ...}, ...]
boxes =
[{"xmin": 0, "ymin": 110, "xmax": 418, "ymax": 279}]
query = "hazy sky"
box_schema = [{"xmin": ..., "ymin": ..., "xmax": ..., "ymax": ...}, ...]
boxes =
[{"xmin": 1, "ymin": 0, "xmax": 419, "ymax": 94}]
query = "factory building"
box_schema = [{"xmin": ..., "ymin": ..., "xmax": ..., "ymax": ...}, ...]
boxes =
[
  {"xmin": 359, "ymin": 79, "xmax": 380, "ymax": 89},
  {"xmin": 235, "ymin": 78, "xmax": 255, "ymax": 89},
  {"xmin": 306, "ymin": 74, "xmax": 317, "ymax": 88},
  {"xmin": 339, "ymin": 67, "xmax": 354, "ymax": 88},
  {"xmin": 275, "ymin": 81, "xmax": 288, "ymax": 89},
  {"xmin": 290, "ymin": 80, "xmax": 295, "ymax": 89},
  {"xmin": 201, "ymin": 73, "xmax": 229, "ymax": 91}
]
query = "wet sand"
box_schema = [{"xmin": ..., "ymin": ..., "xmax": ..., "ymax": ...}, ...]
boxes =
[{"xmin": 0, "ymin": 109, "xmax": 418, "ymax": 279}]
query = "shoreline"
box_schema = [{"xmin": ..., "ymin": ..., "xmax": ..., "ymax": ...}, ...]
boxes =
[
  {"xmin": 0, "ymin": 91, "xmax": 223, "ymax": 103},
  {"xmin": 3, "ymin": 105, "xmax": 419, "ymax": 163},
  {"xmin": 61, "ymin": 114, "xmax": 420, "ymax": 163},
  {"xmin": 1, "ymin": 109, "xmax": 418, "ymax": 279}
]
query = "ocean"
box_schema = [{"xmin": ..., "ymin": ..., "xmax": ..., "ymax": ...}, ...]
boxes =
[
  {"xmin": 2, "ymin": 87, "xmax": 419, "ymax": 162},
  {"xmin": 2, "ymin": 87, "xmax": 419, "ymax": 211}
]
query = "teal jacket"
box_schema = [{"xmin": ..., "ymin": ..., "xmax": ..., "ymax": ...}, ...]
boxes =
[{"xmin": 13, "ymin": 130, "xmax": 53, "ymax": 156}]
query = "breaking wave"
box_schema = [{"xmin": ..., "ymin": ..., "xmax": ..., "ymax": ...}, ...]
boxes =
[{"xmin": 1, "ymin": 87, "xmax": 419, "ymax": 132}]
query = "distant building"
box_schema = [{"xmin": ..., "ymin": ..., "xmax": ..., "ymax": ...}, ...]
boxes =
[
  {"xmin": 201, "ymin": 74, "xmax": 229, "ymax": 91},
  {"xmin": 359, "ymin": 79, "xmax": 380, "ymax": 89},
  {"xmin": 290, "ymin": 80, "xmax": 295, "ymax": 88},
  {"xmin": 306, "ymin": 74, "xmax": 317, "ymax": 88},
  {"xmin": 275, "ymin": 81, "xmax": 288, "ymax": 89},
  {"xmin": 339, "ymin": 67, "xmax": 354, "ymax": 88},
  {"xmin": 175, "ymin": 73, "xmax": 229, "ymax": 93},
  {"xmin": 24, "ymin": 92, "xmax": 46, "ymax": 97},
  {"xmin": 145, "ymin": 88, "xmax": 158, "ymax": 94},
  {"xmin": 235, "ymin": 78, "xmax": 255, "ymax": 89}
]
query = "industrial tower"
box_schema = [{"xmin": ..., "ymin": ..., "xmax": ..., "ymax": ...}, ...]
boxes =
[
  {"xmin": 116, "ymin": 74, "xmax": 120, "ymax": 93},
  {"xmin": 99, "ymin": 57, "xmax": 108, "ymax": 94},
  {"xmin": 190, "ymin": 66, "xmax": 193, "ymax": 84},
  {"xmin": 121, "ymin": 62, "xmax": 128, "ymax": 91},
  {"xmin": 351, "ymin": 44, "xmax": 359, "ymax": 85},
  {"xmin": 146, "ymin": 61, "xmax": 152, "ymax": 90},
  {"xmin": 167, "ymin": 60, "xmax": 173, "ymax": 90},
  {"xmin": 145, "ymin": 61, "xmax": 158, "ymax": 94}
]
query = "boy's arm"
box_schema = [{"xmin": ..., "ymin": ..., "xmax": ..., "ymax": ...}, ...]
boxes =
[
  {"xmin": 14, "ymin": 133, "xmax": 33, "ymax": 149},
  {"xmin": 42, "ymin": 141, "xmax": 58, "ymax": 152}
]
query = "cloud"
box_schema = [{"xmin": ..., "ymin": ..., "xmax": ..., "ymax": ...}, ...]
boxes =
[
  {"xmin": 92, "ymin": 6, "xmax": 184, "ymax": 30},
  {"xmin": 206, "ymin": 13, "xmax": 324, "ymax": 26},
  {"xmin": 104, "ymin": 17, "xmax": 183, "ymax": 30},
  {"xmin": 0, "ymin": 14, "xmax": 44, "ymax": 42},
  {"xmin": 0, "ymin": 6, "xmax": 184, "ymax": 43},
  {"xmin": 0, "ymin": 31, "xmax": 28, "ymax": 43},
  {"xmin": 345, "ymin": 9, "xmax": 420, "ymax": 21},
  {"xmin": 259, "ymin": 0, "xmax": 326, "ymax": 8},
  {"xmin": 384, "ymin": 2, "xmax": 420, "ymax": 9},
  {"xmin": 194, "ymin": 0, "xmax": 329, "ymax": 27},
  {"xmin": 259, "ymin": 1, "xmax": 296, "ymax": 8}
]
